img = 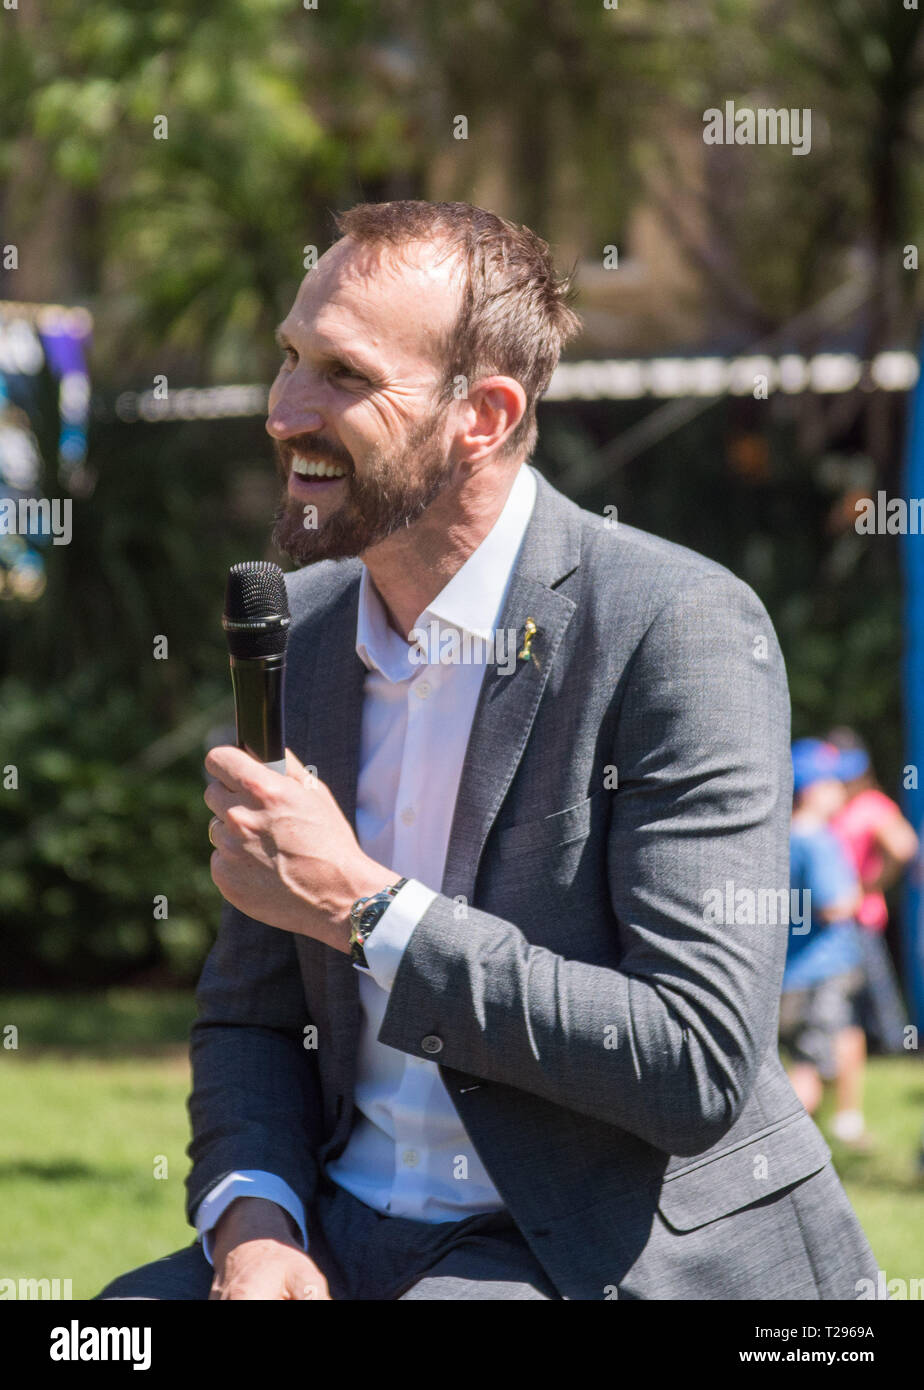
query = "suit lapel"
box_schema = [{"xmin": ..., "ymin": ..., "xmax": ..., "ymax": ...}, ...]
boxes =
[
  {"xmin": 290, "ymin": 573, "xmax": 366, "ymax": 1091},
  {"xmin": 440, "ymin": 469, "xmax": 582, "ymax": 902},
  {"xmin": 295, "ymin": 574, "xmax": 365, "ymax": 830}
]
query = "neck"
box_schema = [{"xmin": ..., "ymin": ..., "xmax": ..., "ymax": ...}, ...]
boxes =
[{"xmin": 361, "ymin": 460, "xmax": 523, "ymax": 639}]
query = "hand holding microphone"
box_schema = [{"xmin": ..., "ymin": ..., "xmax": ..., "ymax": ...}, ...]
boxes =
[
  {"xmin": 207, "ymin": 558, "xmax": 290, "ymax": 852},
  {"xmin": 205, "ymin": 560, "xmax": 391, "ymax": 948}
]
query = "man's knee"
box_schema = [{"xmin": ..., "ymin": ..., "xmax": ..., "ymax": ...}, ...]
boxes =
[{"xmin": 94, "ymin": 1242, "xmax": 213, "ymax": 1301}]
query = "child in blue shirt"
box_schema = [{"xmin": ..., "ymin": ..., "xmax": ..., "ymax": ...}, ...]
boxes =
[{"xmin": 780, "ymin": 739, "xmax": 866, "ymax": 1142}]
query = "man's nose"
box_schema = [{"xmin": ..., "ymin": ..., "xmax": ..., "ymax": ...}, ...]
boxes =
[{"xmin": 266, "ymin": 377, "xmax": 325, "ymax": 439}]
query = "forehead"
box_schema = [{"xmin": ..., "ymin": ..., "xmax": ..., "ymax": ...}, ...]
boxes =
[{"xmin": 285, "ymin": 236, "xmax": 464, "ymax": 367}]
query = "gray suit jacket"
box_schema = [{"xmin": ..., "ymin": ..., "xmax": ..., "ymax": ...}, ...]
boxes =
[{"xmin": 186, "ymin": 465, "xmax": 877, "ymax": 1300}]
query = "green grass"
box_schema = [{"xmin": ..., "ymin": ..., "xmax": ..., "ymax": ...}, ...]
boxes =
[
  {"xmin": 816, "ymin": 1058, "xmax": 924, "ymax": 1291},
  {"xmin": 0, "ymin": 992, "xmax": 196, "ymax": 1299},
  {"xmin": 0, "ymin": 992, "xmax": 922, "ymax": 1298}
]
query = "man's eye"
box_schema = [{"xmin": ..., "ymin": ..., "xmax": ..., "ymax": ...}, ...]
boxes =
[
  {"xmin": 283, "ymin": 347, "xmax": 298, "ymax": 365},
  {"xmin": 330, "ymin": 365, "xmax": 368, "ymax": 384}
]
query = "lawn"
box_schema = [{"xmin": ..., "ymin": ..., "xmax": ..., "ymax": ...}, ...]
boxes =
[
  {"xmin": 0, "ymin": 991, "xmax": 922, "ymax": 1299},
  {"xmin": 0, "ymin": 991, "xmax": 196, "ymax": 1299}
]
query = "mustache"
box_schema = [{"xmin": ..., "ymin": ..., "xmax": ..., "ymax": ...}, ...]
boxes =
[{"xmin": 274, "ymin": 435, "xmax": 354, "ymax": 472}]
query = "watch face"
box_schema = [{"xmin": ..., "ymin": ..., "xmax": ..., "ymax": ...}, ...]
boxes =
[{"xmin": 360, "ymin": 899, "xmax": 389, "ymax": 934}]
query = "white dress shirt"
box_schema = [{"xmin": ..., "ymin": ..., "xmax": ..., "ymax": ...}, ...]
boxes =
[{"xmin": 195, "ymin": 463, "xmax": 537, "ymax": 1261}]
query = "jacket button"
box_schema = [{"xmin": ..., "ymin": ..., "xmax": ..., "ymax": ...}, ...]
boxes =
[{"xmin": 421, "ymin": 1034, "xmax": 443, "ymax": 1054}]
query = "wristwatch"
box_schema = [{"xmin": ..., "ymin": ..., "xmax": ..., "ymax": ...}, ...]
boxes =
[{"xmin": 349, "ymin": 877, "xmax": 408, "ymax": 967}]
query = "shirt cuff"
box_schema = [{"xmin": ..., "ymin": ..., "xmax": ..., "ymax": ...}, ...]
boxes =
[
  {"xmin": 356, "ymin": 878, "xmax": 437, "ymax": 992},
  {"xmin": 194, "ymin": 1171, "xmax": 308, "ymax": 1266}
]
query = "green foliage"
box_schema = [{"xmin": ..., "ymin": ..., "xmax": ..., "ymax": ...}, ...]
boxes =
[
  {"xmin": 0, "ymin": 411, "xmax": 277, "ymax": 987},
  {"xmin": 0, "ymin": 990, "xmax": 195, "ymax": 1053},
  {"xmin": 1, "ymin": 0, "xmax": 422, "ymax": 383},
  {"xmin": 0, "ymin": 676, "xmax": 221, "ymax": 986},
  {"xmin": 4, "ymin": 0, "xmax": 922, "ymax": 373}
]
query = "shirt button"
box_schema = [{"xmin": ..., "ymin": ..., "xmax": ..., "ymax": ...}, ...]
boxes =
[
  {"xmin": 421, "ymin": 1034, "xmax": 443, "ymax": 1055},
  {"xmin": 415, "ymin": 680, "xmax": 431, "ymax": 699},
  {"xmin": 402, "ymin": 1148, "xmax": 419, "ymax": 1167},
  {"xmin": 400, "ymin": 807, "xmax": 416, "ymax": 825}
]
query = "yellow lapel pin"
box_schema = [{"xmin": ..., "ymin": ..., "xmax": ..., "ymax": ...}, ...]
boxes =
[{"xmin": 518, "ymin": 617, "xmax": 538, "ymax": 666}]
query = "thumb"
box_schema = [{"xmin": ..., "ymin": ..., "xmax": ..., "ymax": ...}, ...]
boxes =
[
  {"xmin": 284, "ymin": 748, "xmax": 317, "ymax": 786},
  {"xmin": 284, "ymin": 747, "xmax": 305, "ymax": 776}
]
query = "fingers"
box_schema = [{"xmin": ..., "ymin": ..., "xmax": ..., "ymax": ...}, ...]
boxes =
[
  {"xmin": 299, "ymin": 1282, "xmax": 333, "ymax": 1301},
  {"xmin": 208, "ymin": 1257, "xmax": 331, "ymax": 1301},
  {"xmin": 205, "ymin": 743, "xmax": 324, "ymax": 792},
  {"xmin": 284, "ymin": 747, "xmax": 306, "ymax": 778},
  {"xmin": 288, "ymin": 1269, "xmax": 332, "ymax": 1300},
  {"xmin": 205, "ymin": 745, "xmax": 321, "ymax": 797},
  {"xmin": 285, "ymin": 748, "xmax": 321, "ymax": 789},
  {"xmin": 207, "ymin": 818, "xmax": 235, "ymax": 859},
  {"xmin": 204, "ymin": 782, "xmax": 256, "ymax": 851},
  {"xmin": 203, "ymin": 747, "xmax": 334, "ymax": 860},
  {"xmin": 205, "ymin": 745, "xmax": 282, "ymax": 794},
  {"xmin": 203, "ymin": 780, "xmax": 238, "ymax": 819},
  {"xmin": 209, "ymin": 1264, "xmax": 286, "ymax": 1300}
]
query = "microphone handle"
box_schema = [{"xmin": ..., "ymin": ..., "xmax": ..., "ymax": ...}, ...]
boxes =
[{"xmin": 228, "ymin": 653, "xmax": 287, "ymax": 774}]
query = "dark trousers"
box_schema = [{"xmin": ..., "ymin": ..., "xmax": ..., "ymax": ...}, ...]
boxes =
[{"xmin": 95, "ymin": 1179, "xmax": 560, "ymax": 1301}]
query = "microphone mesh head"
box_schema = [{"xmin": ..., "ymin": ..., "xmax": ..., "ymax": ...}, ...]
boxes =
[{"xmin": 223, "ymin": 561, "xmax": 291, "ymax": 659}]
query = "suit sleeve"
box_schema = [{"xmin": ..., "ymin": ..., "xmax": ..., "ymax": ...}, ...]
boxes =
[
  {"xmin": 375, "ymin": 573, "xmax": 793, "ymax": 1156},
  {"xmin": 185, "ymin": 898, "xmax": 324, "ymax": 1229}
]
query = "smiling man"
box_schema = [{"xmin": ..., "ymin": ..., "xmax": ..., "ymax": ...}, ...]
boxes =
[{"xmin": 97, "ymin": 200, "xmax": 878, "ymax": 1302}]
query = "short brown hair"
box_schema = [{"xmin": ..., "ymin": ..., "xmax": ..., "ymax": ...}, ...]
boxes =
[{"xmin": 332, "ymin": 200, "xmax": 582, "ymax": 460}]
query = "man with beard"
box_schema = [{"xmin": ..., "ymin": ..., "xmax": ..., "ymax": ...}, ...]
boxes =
[{"xmin": 97, "ymin": 200, "xmax": 878, "ymax": 1301}]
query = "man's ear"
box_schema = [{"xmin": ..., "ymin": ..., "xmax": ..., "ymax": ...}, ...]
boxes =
[{"xmin": 457, "ymin": 375, "xmax": 527, "ymax": 461}]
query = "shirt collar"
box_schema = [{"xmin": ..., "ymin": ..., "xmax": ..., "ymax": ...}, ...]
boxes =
[{"xmin": 355, "ymin": 463, "xmax": 537, "ymax": 682}]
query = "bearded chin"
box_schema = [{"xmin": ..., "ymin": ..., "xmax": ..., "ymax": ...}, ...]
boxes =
[{"xmin": 272, "ymin": 423, "xmax": 454, "ymax": 566}]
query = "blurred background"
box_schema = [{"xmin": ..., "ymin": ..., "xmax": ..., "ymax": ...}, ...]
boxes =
[{"xmin": 1, "ymin": 0, "xmax": 923, "ymax": 1296}]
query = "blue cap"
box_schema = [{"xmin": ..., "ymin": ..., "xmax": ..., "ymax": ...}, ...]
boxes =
[{"xmin": 792, "ymin": 738, "xmax": 869, "ymax": 793}]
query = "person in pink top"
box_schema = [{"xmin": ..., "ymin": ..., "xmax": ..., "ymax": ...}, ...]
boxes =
[
  {"xmin": 827, "ymin": 728, "xmax": 919, "ymax": 1145},
  {"xmin": 834, "ymin": 787, "xmax": 905, "ymax": 923}
]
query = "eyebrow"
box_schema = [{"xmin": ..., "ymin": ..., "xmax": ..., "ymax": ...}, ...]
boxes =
[{"xmin": 274, "ymin": 325, "xmax": 380, "ymax": 380}]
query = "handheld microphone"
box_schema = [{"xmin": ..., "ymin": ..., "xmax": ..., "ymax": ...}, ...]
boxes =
[{"xmin": 222, "ymin": 561, "xmax": 291, "ymax": 774}]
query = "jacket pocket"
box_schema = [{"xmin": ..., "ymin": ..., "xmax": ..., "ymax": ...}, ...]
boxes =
[
  {"xmin": 657, "ymin": 1110, "xmax": 831, "ymax": 1233},
  {"xmin": 496, "ymin": 791, "xmax": 602, "ymax": 859}
]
